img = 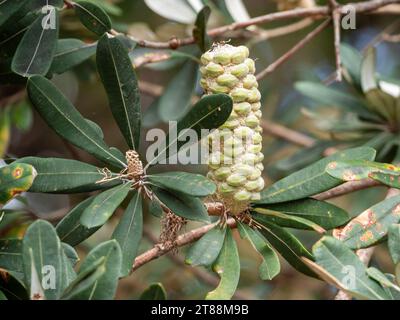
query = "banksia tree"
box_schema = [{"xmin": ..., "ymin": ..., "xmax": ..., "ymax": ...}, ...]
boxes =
[
  {"xmin": 1, "ymin": 0, "xmax": 400, "ymax": 303},
  {"xmin": 200, "ymin": 44, "xmax": 264, "ymax": 214}
]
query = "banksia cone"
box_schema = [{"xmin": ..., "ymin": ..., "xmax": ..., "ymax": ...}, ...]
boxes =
[{"xmin": 200, "ymin": 44, "xmax": 264, "ymax": 214}]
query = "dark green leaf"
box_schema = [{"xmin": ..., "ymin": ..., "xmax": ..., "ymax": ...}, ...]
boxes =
[
  {"xmin": 61, "ymin": 257, "xmax": 106, "ymax": 300},
  {"xmin": 253, "ymin": 207, "xmax": 326, "ymax": 233},
  {"xmin": 0, "ymin": 162, "xmax": 36, "ymax": 204},
  {"xmin": 96, "ymin": 34, "xmax": 141, "ymax": 149},
  {"xmin": 147, "ymin": 171, "xmax": 216, "ymax": 197},
  {"xmin": 253, "ymin": 198, "xmax": 349, "ymax": 230},
  {"xmin": 151, "ymin": 186, "xmax": 209, "ymax": 223},
  {"xmin": 388, "ymin": 224, "xmax": 400, "ymax": 264},
  {"xmin": 237, "ymin": 223, "xmax": 280, "ymax": 280},
  {"xmin": 72, "ymin": 240, "xmax": 121, "ymax": 300},
  {"xmin": 15, "ymin": 157, "xmax": 120, "ymax": 193},
  {"xmin": 370, "ymin": 172, "xmax": 400, "ymax": 189},
  {"xmin": 193, "ymin": 6, "xmax": 211, "ymax": 52},
  {"xmin": 253, "ymin": 214, "xmax": 315, "ymax": 277},
  {"xmin": 112, "ymin": 192, "xmax": 143, "ymax": 277},
  {"xmin": 62, "ymin": 243, "xmax": 79, "ymax": 267},
  {"xmin": 80, "ymin": 183, "xmax": 131, "ymax": 228},
  {"xmin": 185, "ymin": 225, "xmax": 226, "ymax": 267},
  {"xmin": 142, "ymin": 97, "xmax": 162, "ymax": 128},
  {"xmin": 307, "ymin": 236, "xmax": 391, "ymax": 300},
  {"xmin": 148, "ymin": 198, "xmax": 163, "ymax": 218},
  {"xmin": 326, "ymin": 160, "xmax": 400, "ymax": 182},
  {"xmin": 56, "ymin": 195, "xmax": 101, "ymax": 246},
  {"xmin": 22, "ymin": 220, "xmax": 64, "ymax": 299},
  {"xmin": 258, "ymin": 147, "xmax": 376, "ymax": 204},
  {"xmin": 0, "ymin": 272, "xmax": 28, "ymax": 300},
  {"xmin": 383, "ymin": 273, "xmax": 400, "ymax": 299},
  {"xmin": 367, "ymin": 267, "xmax": 400, "ymax": 292},
  {"xmin": 61, "ymin": 243, "xmax": 77, "ymax": 289},
  {"xmin": 85, "ymin": 118, "xmax": 104, "ymax": 139},
  {"xmin": 11, "ymin": 9, "xmax": 59, "ymax": 76},
  {"xmin": 49, "ymin": 39, "xmax": 96, "ymax": 74},
  {"xmin": 206, "ymin": 228, "xmax": 240, "ymax": 300},
  {"xmin": 158, "ymin": 60, "xmax": 198, "ymax": 122},
  {"xmin": 146, "ymin": 94, "xmax": 233, "ymax": 167},
  {"xmin": 27, "ymin": 75, "xmax": 126, "ymax": 168},
  {"xmin": 74, "ymin": 1, "xmax": 112, "ymax": 35},
  {"xmin": 140, "ymin": 283, "xmax": 167, "ymax": 300},
  {"xmin": 338, "ymin": 194, "xmax": 400, "ymax": 249}
]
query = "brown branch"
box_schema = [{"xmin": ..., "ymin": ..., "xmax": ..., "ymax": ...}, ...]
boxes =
[
  {"xmin": 382, "ymin": 32, "xmax": 400, "ymax": 41},
  {"xmin": 110, "ymin": 0, "xmax": 399, "ymax": 50},
  {"xmin": 330, "ymin": 0, "xmax": 342, "ymax": 82},
  {"xmin": 133, "ymin": 52, "xmax": 171, "ymax": 69},
  {"xmin": 313, "ymin": 179, "xmax": 381, "ymax": 200},
  {"xmin": 142, "ymin": 226, "xmax": 251, "ymax": 300},
  {"xmin": 251, "ymin": 18, "xmax": 315, "ymax": 43},
  {"xmin": 260, "ymin": 119, "xmax": 316, "ymax": 147},
  {"xmin": 372, "ymin": 3, "xmax": 400, "ymax": 13},
  {"xmin": 132, "ymin": 218, "xmax": 236, "ymax": 272},
  {"xmin": 256, "ymin": 19, "xmax": 331, "ymax": 80}
]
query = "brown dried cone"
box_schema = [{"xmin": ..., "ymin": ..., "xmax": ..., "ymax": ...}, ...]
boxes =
[
  {"xmin": 275, "ymin": 0, "xmax": 315, "ymax": 11},
  {"xmin": 126, "ymin": 150, "xmax": 144, "ymax": 181},
  {"xmin": 159, "ymin": 211, "xmax": 187, "ymax": 251},
  {"xmin": 200, "ymin": 44, "xmax": 264, "ymax": 215}
]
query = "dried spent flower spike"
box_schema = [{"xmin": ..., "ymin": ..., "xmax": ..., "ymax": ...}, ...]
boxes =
[{"xmin": 201, "ymin": 43, "xmax": 264, "ymax": 215}]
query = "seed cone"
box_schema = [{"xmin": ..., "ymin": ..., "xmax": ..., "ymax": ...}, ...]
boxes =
[
  {"xmin": 200, "ymin": 44, "xmax": 264, "ymax": 215},
  {"xmin": 126, "ymin": 150, "xmax": 144, "ymax": 181}
]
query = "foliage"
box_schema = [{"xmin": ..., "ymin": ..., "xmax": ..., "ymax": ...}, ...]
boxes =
[{"xmin": 0, "ymin": 0, "xmax": 400, "ymax": 301}]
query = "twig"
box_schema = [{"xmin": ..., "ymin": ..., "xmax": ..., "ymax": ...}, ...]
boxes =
[
  {"xmin": 329, "ymin": 0, "xmax": 342, "ymax": 82},
  {"xmin": 362, "ymin": 19, "xmax": 400, "ymax": 52},
  {"xmin": 255, "ymin": 19, "xmax": 331, "ymax": 81},
  {"xmin": 248, "ymin": 18, "xmax": 315, "ymax": 46},
  {"xmin": 382, "ymin": 33, "xmax": 400, "ymax": 41},
  {"xmin": 110, "ymin": 0, "xmax": 400, "ymax": 50},
  {"xmin": 142, "ymin": 227, "xmax": 251, "ymax": 300},
  {"xmin": 313, "ymin": 179, "xmax": 381, "ymax": 200},
  {"xmin": 323, "ymin": 18, "xmax": 400, "ymax": 85},
  {"xmin": 260, "ymin": 119, "xmax": 316, "ymax": 147},
  {"xmin": 133, "ymin": 52, "xmax": 171, "ymax": 69},
  {"xmin": 132, "ymin": 218, "xmax": 236, "ymax": 272}
]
